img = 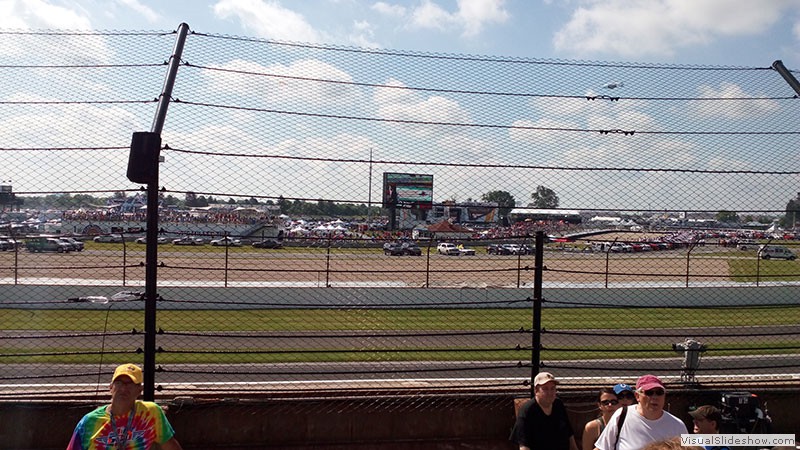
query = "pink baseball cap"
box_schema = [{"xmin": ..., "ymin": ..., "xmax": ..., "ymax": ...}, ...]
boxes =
[{"xmin": 636, "ymin": 374, "xmax": 664, "ymax": 391}]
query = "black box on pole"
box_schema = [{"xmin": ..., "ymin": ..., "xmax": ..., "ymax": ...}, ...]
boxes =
[{"xmin": 127, "ymin": 131, "xmax": 161, "ymax": 184}]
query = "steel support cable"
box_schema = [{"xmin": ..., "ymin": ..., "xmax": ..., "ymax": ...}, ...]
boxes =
[
  {"xmin": 543, "ymin": 329, "xmax": 800, "ymax": 338},
  {"xmin": 3, "ymin": 263, "xmax": 142, "ymax": 271},
  {"xmin": 162, "ymin": 329, "xmax": 531, "ymax": 339},
  {"xmin": 163, "ymin": 362, "xmax": 528, "ymax": 376},
  {"xmin": 160, "ymin": 380, "xmax": 528, "ymax": 394},
  {"xmin": 181, "ymin": 62, "xmax": 795, "ymax": 102},
  {"xmin": 4, "ymin": 187, "xmax": 139, "ymax": 195},
  {"xmin": 160, "ymin": 263, "xmax": 530, "ymax": 274},
  {"xmin": 160, "ymin": 346, "xmax": 526, "ymax": 355},
  {"xmin": 542, "ymin": 345, "xmax": 800, "ymax": 352},
  {"xmin": 544, "ymin": 267, "xmax": 800, "ymax": 279},
  {"xmin": 542, "ymin": 300, "xmax": 800, "ymax": 309},
  {"xmin": 163, "ymin": 297, "xmax": 533, "ymax": 308},
  {"xmin": 542, "ymin": 362, "xmax": 800, "ymax": 371},
  {"xmin": 0, "ymin": 370, "xmax": 128, "ymax": 382},
  {"xmin": 189, "ymin": 32, "xmax": 774, "ymax": 71},
  {"xmin": 0, "ymin": 99, "xmax": 158, "ymax": 105},
  {"xmin": 162, "ymin": 148, "xmax": 800, "ymax": 176},
  {"xmin": 170, "ymin": 99, "xmax": 800, "ymax": 137},
  {"xmin": 0, "ymin": 30, "xmax": 173, "ymax": 37},
  {"xmin": 0, "ymin": 349, "xmax": 137, "ymax": 358},
  {"xmin": 1, "ymin": 299, "xmax": 143, "ymax": 306},
  {"xmin": 0, "ymin": 331, "xmax": 137, "ymax": 340},
  {"xmin": 0, "ymin": 388, "xmax": 115, "ymax": 398},
  {"xmin": 0, "ymin": 63, "xmax": 166, "ymax": 69}
]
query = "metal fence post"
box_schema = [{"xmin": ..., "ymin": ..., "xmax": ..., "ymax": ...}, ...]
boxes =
[
  {"xmin": 142, "ymin": 23, "xmax": 189, "ymax": 401},
  {"xmin": 531, "ymin": 230, "xmax": 544, "ymax": 396}
]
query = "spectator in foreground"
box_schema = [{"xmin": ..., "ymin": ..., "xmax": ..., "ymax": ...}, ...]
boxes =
[
  {"xmin": 593, "ymin": 374, "xmax": 687, "ymax": 450},
  {"xmin": 689, "ymin": 405, "xmax": 729, "ymax": 450},
  {"xmin": 67, "ymin": 363, "xmax": 183, "ymax": 450},
  {"xmin": 582, "ymin": 388, "xmax": 620, "ymax": 450},
  {"xmin": 510, "ymin": 371, "xmax": 579, "ymax": 450},
  {"xmin": 613, "ymin": 382, "xmax": 636, "ymax": 407}
]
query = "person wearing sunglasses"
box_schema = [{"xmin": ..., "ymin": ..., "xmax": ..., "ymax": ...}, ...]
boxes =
[
  {"xmin": 582, "ymin": 388, "xmax": 621, "ymax": 450},
  {"xmin": 510, "ymin": 372, "xmax": 579, "ymax": 450},
  {"xmin": 613, "ymin": 383, "xmax": 636, "ymax": 406},
  {"xmin": 688, "ymin": 405, "xmax": 730, "ymax": 450},
  {"xmin": 593, "ymin": 374, "xmax": 687, "ymax": 450}
]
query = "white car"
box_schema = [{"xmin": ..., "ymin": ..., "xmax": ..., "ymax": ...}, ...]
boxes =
[
  {"xmin": 458, "ymin": 247, "xmax": 476, "ymax": 256},
  {"xmin": 437, "ymin": 243, "xmax": 460, "ymax": 255},
  {"xmin": 93, "ymin": 234, "xmax": 124, "ymax": 243},
  {"xmin": 135, "ymin": 236, "xmax": 169, "ymax": 244},
  {"xmin": 210, "ymin": 236, "xmax": 243, "ymax": 247}
]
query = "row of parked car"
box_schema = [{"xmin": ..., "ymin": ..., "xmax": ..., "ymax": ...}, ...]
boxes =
[
  {"xmin": 91, "ymin": 234, "xmax": 284, "ymax": 249},
  {"xmin": 25, "ymin": 237, "xmax": 84, "ymax": 253},
  {"xmin": 486, "ymin": 243, "xmax": 534, "ymax": 255},
  {"xmin": 381, "ymin": 242, "xmax": 478, "ymax": 256}
]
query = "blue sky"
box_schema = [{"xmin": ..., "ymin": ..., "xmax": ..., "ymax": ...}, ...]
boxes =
[{"xmin": 2, "ymin": 0, "xmax": 800, "ymax": 69}]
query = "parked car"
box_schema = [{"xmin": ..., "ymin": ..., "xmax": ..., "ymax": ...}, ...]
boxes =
[
  {"xmin": 172, "ymin": 236, "xmax": 205, "ymax": 246},
  {"xmin": 436, "ymin": 242, "xmax": 460, "ymax": 255},
  {"xmin": 458, "ymin": 246, "xmax": 476, "ymax": 256},
  {"xmin": 58, "ymin": 237, "xmax": 84, "ymax": 251},
  {"xmin": 502, "ymin": 244, "xmax": 524, "ymax": 255},
  {"xmin": 610, "ymin": 243, "xmax": 632, "ymax": 253},
  {"xmin": 738, "ymin": 239, "xmax": 758, "ymax": 250},
  {"xmin": 93, "ymin": 234, "xmax": 124, "ymax": 243},
  {"xmin": 210, "ymin": 236, "xmax": 243, "ymax": 247},
  {"xmin": 384, "ymin": 241, "xmax": 422, "ymax": 256},
  {"xmin": 758, "ymin": 245, "xmax": 796, "ymax": 260},
  {"xmin": 486, "ymin": 244, "xmax": 504, "ymax": 254},
  {"xmin": 26, "ymin": 237, "xmax": 72, "ymax": 253},
  {"xmin": 487, "ymin": 243, "xmax": 523, "ymax": 255},
  {"xmin": 253, "ymin": 239, "xmax": 283, "ymax": 249},
  {"xmin": 135, "ymin": 236, "xmax": 169, "ymax": 244}
]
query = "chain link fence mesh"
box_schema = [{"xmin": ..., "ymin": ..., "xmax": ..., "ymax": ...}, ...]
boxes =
[{"xmin": 0, "ymin": 28, "xmax": 798, "ymax": 424}]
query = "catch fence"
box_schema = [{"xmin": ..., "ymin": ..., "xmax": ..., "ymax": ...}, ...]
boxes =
[{"xmin": 0, "ymin": 25, "xmax": 798, "ymax": 422}]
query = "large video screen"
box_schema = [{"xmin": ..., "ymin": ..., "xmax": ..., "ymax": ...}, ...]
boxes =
[{"xmin": 382, "ymin": 172, "xmax": 434, "ymax": 209}]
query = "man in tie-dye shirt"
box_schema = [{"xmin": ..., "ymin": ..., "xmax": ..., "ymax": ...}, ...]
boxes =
[{"xmin": 67, "ymin": 363, "xmax": 183, "ymax": 450}]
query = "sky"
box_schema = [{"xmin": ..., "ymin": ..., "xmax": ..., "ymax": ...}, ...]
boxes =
[
  {"xmin": 2, "ymin": 0, "xmax": 800, "ymax": 214},
  {"xmin": 2, "ymin": 0, "xmax": 799, "ymax": 69}
]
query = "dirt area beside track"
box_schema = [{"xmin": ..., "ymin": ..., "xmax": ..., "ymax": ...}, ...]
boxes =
[{"xmin": 0, "ymin": 240, "xmax": 736, "ymax": 287}]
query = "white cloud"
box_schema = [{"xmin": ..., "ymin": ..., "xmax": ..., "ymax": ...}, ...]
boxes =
[
  {"xmin": 553, "ymin": 0, "xmax": 799, "ymax": 58},
  {"xmin": 410, "ymin": 0, "xmax": 452, "ymax": 32},
  {"xmin": 212, "ymin": 0, "xmax": 323, "ymax": 42},
  {"xmin": 205, "ymin": 58, "xmax": 361, "ymax": 107},
  {"xmin": 373, "ymin": 78, "xmax": 471, "ymax": 137},
  {"xmin": 408, "ymin": 0, "xmax": 509, "ymax": 37},
  {"xmin": 456, "ymin": 0, "xmax": 510, "ymax": 36},
  {"xmin": 0, "ymin": 0, "xmax": 92, "ymax": 29},
  {"xmin": 371, "ymin": 1, "xmax": 406, "ymax": 17},
  {"xmin": 115, "ymin": 0, "xmax": 160, "ymax": 23},
  {"xmin": 0, "ymin": 1, "xmax": 114, "ymax": 63},
  {"xmin": 349, "ymin": 19, "xmax": 380, "ymax": 48},
  {"xmin": 690, "ymin": 82, "xmax": 780, "ymax": 119}
]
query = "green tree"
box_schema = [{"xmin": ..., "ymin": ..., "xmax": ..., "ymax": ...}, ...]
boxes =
[
  {"xmin": 784, "ymin": 195, "xmax": 800, "ymax": 228},
  {"xmin": 277, "ymin": 195, "xmax": 290, "ymax": 214},
  {"xmin": 481, "ymin": 190, "xmax": 516, "ymax": 221},
  {"xmin": 715, "ymin": 210, "xmax": 739, "ymax": 223},
  {"xmin": 185, "ymin": 192, "xmax": 198, "ymax": 207},
  {"xmin": 530, "ymin": 186, "xmax": 559, "ymax": 209}
]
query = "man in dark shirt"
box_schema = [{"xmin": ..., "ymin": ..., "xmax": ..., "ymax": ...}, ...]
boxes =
[{"xmin": 510, "ymin": 372, "xmax": 578, "ymax": 450}]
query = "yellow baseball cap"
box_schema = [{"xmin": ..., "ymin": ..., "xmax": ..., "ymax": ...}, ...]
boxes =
[{"xmin": 112, "ymin": 364, "xmax": 143, "ymax": 384}]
